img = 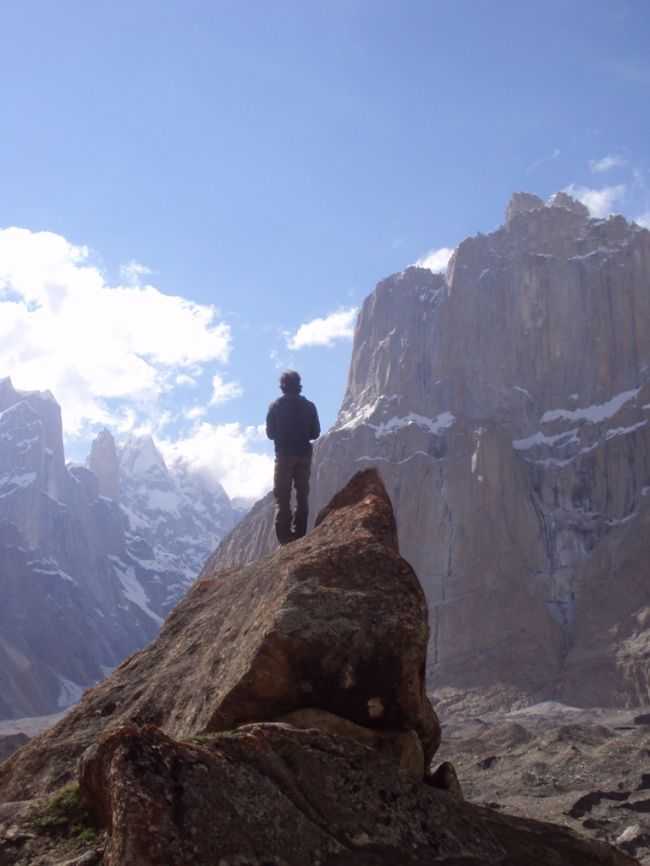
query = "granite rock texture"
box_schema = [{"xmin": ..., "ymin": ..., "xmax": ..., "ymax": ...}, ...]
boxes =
[
  {"xmin": 208, "ymin": 193, "xmax": 650, "ymax": 713},
  {"xmin": 0, "ymin": 469, "xmax": 439, "ymax": 803},
  {"xmin": 75, "ymin": 720, "xmax": 637, "ymax": 866}
]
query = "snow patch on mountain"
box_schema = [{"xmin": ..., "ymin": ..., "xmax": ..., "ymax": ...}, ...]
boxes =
[
  {"xmin": 109, "ymin": 556, "xmax": 164, "ymax": 627},
  {"xmin": 374, "ymin": 411, "xmax": 455, "ymax": 438},
  {"xmin": 541, "ymin": 388, "xmax": 640, "ymax": 424}
]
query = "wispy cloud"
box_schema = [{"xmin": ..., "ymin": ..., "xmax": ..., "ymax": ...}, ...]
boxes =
[
  {"xmin": 0, "ymin": 227, "xmax": 232, "ymax": 435},
  {"xmin": 563, "ymin": 183, "xmax": 627, "ymax": 218},
  {"xmin": 182, "ymin": 405, "xmax": 207, "ymax": 421},
  {"xmin": 120, "ymin": 260, "xmax": 154, "ymax": 286},
  {"xmin": 414, "ymin": 246, "xmax": 454, "ymax": 273},
  {"xmin": 636, "ymin": 212, "xmax": 650, "ymax": 229},
  {"xmin": 286, "ymin": 307, "xmax": 357, "ymax": 350},
  {"xmin": 589, "ymin": 153, "xmax": 627, "ymax": 173},
  {"xmin": 160, "ymin": 422, "xmax": 273, "ymax": 503},
  {"xmin": 269, "ymin": 348, "xmax": 290, "ymax": 370},
  {"xmin": 525, "ymin": 148, "xmax": 561, "ymax": 175},
  {"xmin": 210, "ymin": 373, "xmax": 243, "ymax": 406}
]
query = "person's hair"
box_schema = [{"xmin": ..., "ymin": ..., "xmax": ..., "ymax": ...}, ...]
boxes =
[{"xmin": 280, "ymin": 370, "xmax": 302, "ymax": 394}]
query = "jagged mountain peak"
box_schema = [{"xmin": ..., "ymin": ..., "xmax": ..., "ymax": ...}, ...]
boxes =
[
  {"xmin": 118, "ymin": 433, "xmax": 168, "ymax": 478},
  {"xmin": 87, "ymin": 427, "xmax": 120, "ymax": 500},
  {"xmin": 0, "ymin": 377, "xmax": 57, "ymax": 411},
  {"xmin": 0, "ymin": 376, "xmax": 17, "ymax": 404},
  {"xmin": 505, "ymin": 191, "xmax": 545, "ymax": 220},
  {"xmin": 546, "ymin": 190, "xmax": 590, "ymax": 217},
  {"xmin": 0, "ymin": 391, "xmax": 242, "ymax": 720},
  {"xmin": 505, "ymin": 190, "xmax": 590, "ymax": 224}
]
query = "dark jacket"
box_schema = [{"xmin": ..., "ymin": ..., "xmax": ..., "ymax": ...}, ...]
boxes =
[{"xmin": 266, "ymin": 394, "xmax": 320, "ymax": 457}]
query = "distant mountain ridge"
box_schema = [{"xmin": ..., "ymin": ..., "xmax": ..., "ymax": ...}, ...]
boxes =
[
  {"xmin": 206, "ymin": 191, "xmax": 650, "ymax": 713},
  {"xmin": 0, "ymin": 379, "xmax": 240, "ymax": 719}
]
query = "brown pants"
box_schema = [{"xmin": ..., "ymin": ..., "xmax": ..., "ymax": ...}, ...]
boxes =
[{"xmin": 273, "ymin": 456, "xmax": 312, "ymax": 545}]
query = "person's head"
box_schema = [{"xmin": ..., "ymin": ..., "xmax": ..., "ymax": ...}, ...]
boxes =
[{"xmin": 280, "ymin": 370, "xmax": 302, "ymax": 394}]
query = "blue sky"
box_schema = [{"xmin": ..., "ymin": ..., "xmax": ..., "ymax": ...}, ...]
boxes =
[{"xmin": 1, "ymin": 0, "xmax": 649, "ymax": 501}]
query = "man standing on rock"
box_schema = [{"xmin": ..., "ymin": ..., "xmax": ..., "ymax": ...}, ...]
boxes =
[{"xmin": 266, "ymin": 371, "xmax": 320, "ymax": 545}]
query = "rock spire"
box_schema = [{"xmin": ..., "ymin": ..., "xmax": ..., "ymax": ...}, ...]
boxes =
[{"xmin": 206, "ymin": 191, "xmax": 650, "ymax": 714}]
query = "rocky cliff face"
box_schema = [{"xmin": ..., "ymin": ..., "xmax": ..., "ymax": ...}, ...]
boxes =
[
  {"xmin": 87, "ymin": 429, "xmax": 120, "ymax": 501},
  {"xmin": 207, "ymin": 192, "xmax": 650, "ymax": 713},
  {"xmin": 0, "ymin": 471, "xmax": 636, "ymax": 866},
  {"xmin": 0, "ymin": 381, "xmax": 239, "ymax": 720}
]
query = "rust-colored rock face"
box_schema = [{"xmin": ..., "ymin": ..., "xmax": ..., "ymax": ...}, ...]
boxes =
[
  {"xmin": 76, "ymin": 721, "xmax": 637, "ymax": 866},
  {"xmin": 0, "ymin": 468, "xmax": 439, "ymax": 802}
]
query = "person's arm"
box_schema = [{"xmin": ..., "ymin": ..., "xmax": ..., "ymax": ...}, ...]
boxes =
[
  {"xmin": 309, "ymin": 404, "xmax": 321, "ymax": 441},
  {"xmin": 266, "ymin": 404, "xmax": 276, "ymax": 440}
]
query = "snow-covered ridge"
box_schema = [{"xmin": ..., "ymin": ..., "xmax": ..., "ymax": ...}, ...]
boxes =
[
  {"xmin": 109, "ymin": 555, "xmax": 164, "ymax": 627},
  {"xmin": 513, "ymin": 430, "xmax": 579, "ymax": 451},
  {"xmin": 336, "ymin": 395, "xmax": 390, "ymax": 430},
  {"xmin": 372, "ymin": 411, "xmax": 455, "ymax": 438},
  {"xmin": 336, "ymin": 393, "xmax": 455, "ymax": 439},
  {"xmin": 541, "ymin": 389, "xmax": 640, "ymax": 425},
  {"xmin": 0, "ymin": 470, "xmax": 37, "ymax": 487},
  {"xmin": 605, "ymin": 420, "xmax": 648, "ymax": 440},
  {"xmin": 0, "ymin": 382, "xmax": 244, "ymax": 719},
  {"xmin": 0, "ymin": 377, "xmax": 56, "ymax": 405},
  {"xmin": 513, "ymin": 386, "xmax": 649, "ymax": 473}
]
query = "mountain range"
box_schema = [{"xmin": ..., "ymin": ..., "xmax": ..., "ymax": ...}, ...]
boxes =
[{"xmin": 0, "ymin": 379, "xmax": 240, "ymax": 719}]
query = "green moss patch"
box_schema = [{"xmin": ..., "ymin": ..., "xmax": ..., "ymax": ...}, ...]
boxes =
[{"xmin": 35, "ymin": 781, "xmax": 95, "ymax": 841}]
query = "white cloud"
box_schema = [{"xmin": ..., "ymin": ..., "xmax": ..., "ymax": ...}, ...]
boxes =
[
  {"xmin": 0, "ymin": 227, "xmax": 232, "ymax": 435},
  {"xmin": 414, "ymin": 246, "xmax": 454, "ymax": 273},
  {"xmin": 286, "ymin": 307, "xmax": 357, "ymax": 350},
  {"xmin": 210, "ymin": 373, "xmax": 243, "ymax": 405},
  {"xmin": 563, "ymin": 183, "xmax": 627, "ymax": 218},
  {"xmin": 589, "ymin": 153, "xmax": 627, "ymax": 174},
  {"xmin": 635, "ymin": 212, "xmax": 650, "ymax": 229},
  {"xmin": 182, "ymin": 405, "xmax": 207, "ymax": 421},
  {"xmin": 120, "ymin": 260, "xmax": 153, "ymax": 286},
  {"xmin": 269, "ymin": 348, "xmax": 285, "ymax": 370},
  {"xmin": 160, "ymin": 422, "xmax": 274, "ymax": 503}
]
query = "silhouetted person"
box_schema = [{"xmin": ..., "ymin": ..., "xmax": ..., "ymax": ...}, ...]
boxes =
[{"xmin": 266, "ymin": 370, "xmax": 320, "ymax": 545}]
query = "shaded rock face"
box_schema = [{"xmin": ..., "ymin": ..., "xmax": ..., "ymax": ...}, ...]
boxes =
[
  {"xmin": 0, "ymin": 469, "xmax": 439, "ymax": 802},
  {"xmin": 0, "ymin": 381, "xmax": 239, "ymax": 721},
  {"xmin": 0, "ymin": 733, "xmax": 29, "ymax": 764},
  {"xmin": 209, "ymin": 193, "xmax": 650, "ymax": 713},
  {"xmin": 76, "ymin": 721, "xmax": 636, "ymax": 866},
  {"xmin": 87, "ymin": 428, "xmax": 120, "ymax": 500},
  {"xmin": 0, "ymin": 378, "xmax": 158, "ymax": 722}
]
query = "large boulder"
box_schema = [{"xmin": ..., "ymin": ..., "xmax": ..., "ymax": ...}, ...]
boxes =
[
  {"xmin": 77, "ymin": 721, "xmax": 637, "ymax": 866},
  {"xmin": 0, "ymin": 468, "xmax": 439, "ymax": 802}
]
